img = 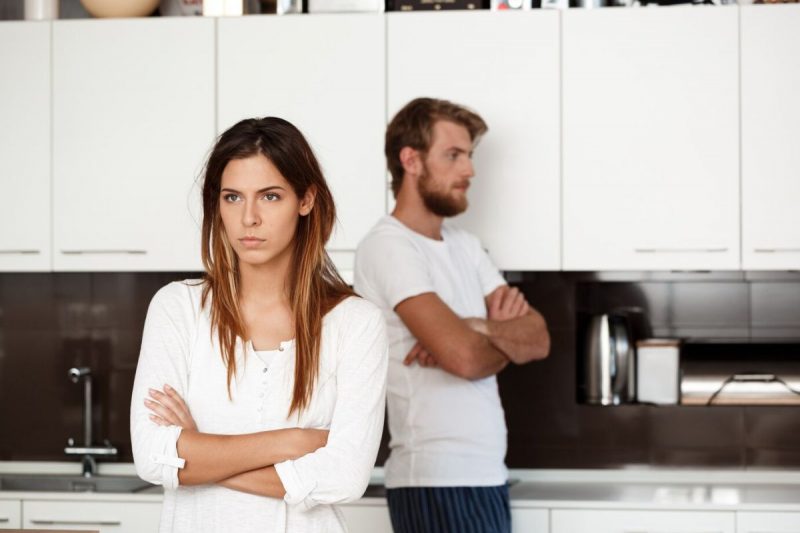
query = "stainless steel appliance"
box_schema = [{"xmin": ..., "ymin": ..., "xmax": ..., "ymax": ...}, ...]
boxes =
[{"xmin": 584, "ymin": 313, "xmax": 636, "ymax": 405}]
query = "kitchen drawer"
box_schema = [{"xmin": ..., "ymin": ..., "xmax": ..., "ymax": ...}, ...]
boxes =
[
  {"xmin": 737, "ymin": 511, "xmax": 800, "ymax": 533},
  {"xmin": 338, "ymin": 501, "xmax": 393, "ymax": 533},
  {"xmin": 551, "ymin": 509, "xmax": 735, "ymax": 533},
  {"xmin": 22, "ymin": 500, "xmax": 161, "ymax": 532},
  {"xmin": 0, "ymin": 499, "xmax": 21, "ymax": 529},
  {"xmin": 512, "ymin": 508, "xmax": 549, "ymax": 532}
]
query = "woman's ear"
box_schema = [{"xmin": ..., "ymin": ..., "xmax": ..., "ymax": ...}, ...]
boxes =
[
  {"xmin": 399, "ymin": 146, "xmax": 422, "ymax": 178},
  {"xmin": 299, "ymin": 186, "xmax": 316, "ymax": 216}
]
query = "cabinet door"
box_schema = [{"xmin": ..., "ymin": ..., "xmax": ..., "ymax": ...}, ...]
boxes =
[
  {"xmin": 22, "ymin": 500, "xmax": 161, "ymax": 532},
  {"xmin": 388, "ymin": 11, "xmax": 561, "ymax": 271},
  {"xmin": 512, "ymin": 507, "xmax": 549, "ymax": 533},
  {"xmin": 562, "ymin": 7, "xmax": 739, "ymax": 271},
  {"xmin": 338, "ymin": 501, "xmax": 393, "ymax": 533},
  {"xmin": 53, "ymin": 18, "xmax": 214, "ymax": 271},
  {"xmin": 217, "ymin": 15, "xmax": 386, "ymax": 277},
  {"xmin": 741, "ymin": 5, "xmax": 800, "ymax": 269},
  {"xmin": 738, "ymin": 512, "xmax": 800, "ymax": 533},
  {"xmin": 0, "ymin": 498, "xmax": 21, "ymax": 529},
  {"xmin": 551, "ymin": 509, "xmax": 735, "ymax": 533},
  {"xmin": 0, "ymin": 22, "xmax": 51, "ymax": 272}
]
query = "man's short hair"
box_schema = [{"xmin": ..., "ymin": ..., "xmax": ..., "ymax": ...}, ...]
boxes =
[{"xmin": 385, "ymin": 97, "xmax": 488, "ymax": 198}]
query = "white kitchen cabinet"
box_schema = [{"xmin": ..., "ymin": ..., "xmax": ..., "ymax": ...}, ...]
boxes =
[
  {"xmin": 552, "ymin": 509, "xmax": 735, "ymax": 533},
  {"xmin": 217, "ymin": 14, "xmax": 386, "ymax": 276},
  {"xmin": 339, "ymin": 500, "xmax": 393, "ymax": 533},
  {"xmin": 737, "ymin": 511, "xmax": 800, "ymax": 533},
  {"xmin": 0, "ymin": 22, "xmax": 51, "ymax": 272},
  {"xmin": 562, "ymin": 7, "xmax": 740, "ymax": 271},
  {"xmin": 52, "ymin": 18, "xmax": 214, "ymax": 272},
  {"xmin": 0, "ymin": 499, "xmax": 21, "ymax": 529},
  {"xmin": 21, "ymin": 500, "xmax": 161, "ymax": 532},
  {"xmin": 741, "ymin": 5, "xmax": 800, "ymax": 270},
  {"xmin": 512, "ymin": 507, "xmax": 549, "ymax": 532},
  {"xmin": 388, "ymin": 11, "xmax": 561, "ymax": 271}
]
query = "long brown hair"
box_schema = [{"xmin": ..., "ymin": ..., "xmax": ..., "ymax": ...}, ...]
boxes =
[{"xmin": 200, "ymin": 117, "xmax": 354, "ymax": 414}]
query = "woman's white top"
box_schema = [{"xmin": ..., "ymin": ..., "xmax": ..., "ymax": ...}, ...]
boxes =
[{"xmin": 130, "ymin": 280, "xmax": 388, "ymax": 533}]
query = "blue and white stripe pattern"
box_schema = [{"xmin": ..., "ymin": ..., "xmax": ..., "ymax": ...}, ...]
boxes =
[{"xmin": 386, "ymin": 485, "xmax": 511, "ymax": 533}]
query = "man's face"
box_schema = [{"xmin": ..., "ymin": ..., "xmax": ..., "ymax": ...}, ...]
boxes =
[{"xmin": 417, "ymin": 120, "xmax": 475, "ymax": 218}]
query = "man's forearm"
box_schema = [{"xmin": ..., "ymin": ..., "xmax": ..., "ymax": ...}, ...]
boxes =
[
  {"xmin": 218, "ymin": 466, "xmax": 286, "ymax": 499},
  {"xmin": 485, "ymin": 310, "xmax": 550, "ymax": 364},
  {"xmin": 177, "ymin": 428, "xmax": 305, "ymax": 486}
]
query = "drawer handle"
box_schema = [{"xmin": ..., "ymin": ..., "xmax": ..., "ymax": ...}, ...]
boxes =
[
  {"xmin": 754, "ymin": 248, "xmax": 800, "ymax": 253},
  {"xmin": 0, "ymin": 517, "xmax": 9, "ymax": 523},
  {"xmin": 624, "ymin": 531, "xmax": 723, "ymax": 533},
  {"xmin": 61, "ymin": 249, "xmax": 147, "ymax": 255},
  {"xmin": 31, "ymin": 518, "xmax": 122, "ymax": 526},
  {"xmin": 634, "ymin": 247, "xmax": 728, "ymax": 254},
  {"xmin": 0, "ymin": 249, "xmax": 41, "ymax": 255}
]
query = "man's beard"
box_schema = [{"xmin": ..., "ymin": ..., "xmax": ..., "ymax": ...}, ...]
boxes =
[{"xmin": 417, "ymin": 165, "xmax": 468, "ymax": 218}]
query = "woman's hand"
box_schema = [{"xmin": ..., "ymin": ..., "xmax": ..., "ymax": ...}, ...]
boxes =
[
  {"xmin": 287, "ymin": 428, "xmax": 329, "ymax": 459},
  {"xmin": 145, "ymin": 384, "xmax": 197, "ymax": 432}
]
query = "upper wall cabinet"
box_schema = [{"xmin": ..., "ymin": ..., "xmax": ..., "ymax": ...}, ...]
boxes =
[
  {"xmin": 741, "ymin": 5, "xmax": 800, "ymax": 270},
  {"xmin": 52, "ymin": 18, "xmax": 214, "ymax": 271},
  {"xmin": 217, "ymin": 14, "xmax": 386, "ymax": 273},
  {"xmin": 388, "ymin": 11, "xmax": 561, "ymax": 271},
  {"xmin": 562, "ymin": 7, "xmax": 740, "ymax": 271},
  {"xmin": 0, "ymin": 22, "xmax": 51, "ymax": 272}
]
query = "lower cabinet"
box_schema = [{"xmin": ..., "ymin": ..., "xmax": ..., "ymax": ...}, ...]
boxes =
[
  {"xmin": 551, "ymin": 509, "xmax": 735, "ymax": 533},
  {"xmin": 339, "ymin": 500, "xmax": 393, "ymax": 533},
  {"xmin": 21, "ymin": 500, "xmax": 161, "ymax": 532},
  {"xmin": 737, "ymin": 511, "xmax": 800, "ymax": 533},
  {"xmin": 512, "ymin": 507, "xmax": 549, "ymax": 532},
  {"xmin": 0, "ymin": 499, "xmax": 21, "ymax": 529}
]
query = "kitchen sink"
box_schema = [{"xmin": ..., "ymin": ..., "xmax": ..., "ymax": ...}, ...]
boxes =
[{"xmin": 0, "ymin": 474, "xmax": 158, "ymax": 494}]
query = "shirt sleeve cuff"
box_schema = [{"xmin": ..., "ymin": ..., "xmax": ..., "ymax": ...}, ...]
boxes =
[
  {"xmin": 150, "ymin": 425, "xmax": 184, "ymax": 490},
  {"xmin": 274, "ymin": 459, "xmax": 318, "ymax": 509}
]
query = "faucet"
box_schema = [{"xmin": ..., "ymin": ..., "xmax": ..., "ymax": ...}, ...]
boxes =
[{"xmin": 65, "ymin": 366, "xmax": 117, "ymax": 477}]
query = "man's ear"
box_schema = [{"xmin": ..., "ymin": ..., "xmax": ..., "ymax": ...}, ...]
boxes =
[
  {"xmin": 399, "ymin": 146, "xmax": 422, "ymax": 178},
  {"xmin": 299, "ymin": 186, "xmax": 316, "ymax": 216}
]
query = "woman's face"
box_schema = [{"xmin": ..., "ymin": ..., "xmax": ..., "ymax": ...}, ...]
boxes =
[{"xmin": 219, "ymin": 154, "xmax": 313, "ymax": 270}]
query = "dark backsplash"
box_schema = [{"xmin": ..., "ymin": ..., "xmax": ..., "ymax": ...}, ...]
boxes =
[{"xmin": 1, "ymin": 271, "xmax": 799, "ymax": 468}]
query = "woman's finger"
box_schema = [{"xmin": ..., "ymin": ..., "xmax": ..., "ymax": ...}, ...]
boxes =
[
  {"xmin": 149, "ymin": 387, "xmax": 189, "ymax": 422},
  {"xmin": 144, "ymin": 398, "xmax": 180, "ymax": 426},
  {"xmin": 403, "ymin": 342, "xmax": 424, "ymax": 366}
]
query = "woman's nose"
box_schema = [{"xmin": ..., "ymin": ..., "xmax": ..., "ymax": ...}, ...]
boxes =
[{"xmin": 242, "ymin": 201, "xmax": 260, "ymax": 227}]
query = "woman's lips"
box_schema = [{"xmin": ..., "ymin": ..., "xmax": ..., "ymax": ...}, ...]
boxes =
[{"xmin": 239, "ymin": 237, "xmax": 265, "ymax": 248}]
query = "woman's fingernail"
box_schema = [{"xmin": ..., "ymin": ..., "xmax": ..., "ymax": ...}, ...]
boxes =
[{"xmin": 164, "ymin": 384, "xmax": 173, "ymax": 392}]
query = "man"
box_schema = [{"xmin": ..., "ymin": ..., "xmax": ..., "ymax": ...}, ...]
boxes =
[{"xmin": 354, "ymin": 97, "xmax": 550, "ymax": 533}]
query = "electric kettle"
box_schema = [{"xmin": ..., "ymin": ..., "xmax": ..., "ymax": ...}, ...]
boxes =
[{"xmin": 584, "ymin": 313, "xmax": 636, "ymax": 405}]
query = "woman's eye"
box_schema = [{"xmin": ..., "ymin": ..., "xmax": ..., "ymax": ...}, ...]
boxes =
[
  {"xmin": 223, "ymin": 193, "xmax": 240, "ymax": 202},
  {"xmin": 264, "ymin": 193, "xmax": 280, "ymax": 201}
]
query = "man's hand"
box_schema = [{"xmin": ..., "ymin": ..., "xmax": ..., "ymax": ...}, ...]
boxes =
[
  {"xmin": 403, "ymin": 341, "xmax": 438, "ymax": 368},
  {"xmin": 487, "ymin": 285, "xmax": 530, "ymax": 322}
]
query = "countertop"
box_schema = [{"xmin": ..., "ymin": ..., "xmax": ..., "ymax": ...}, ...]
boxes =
[{"xmin": 2, "ymin": 463, "xmax": 800, "ymax": 511}]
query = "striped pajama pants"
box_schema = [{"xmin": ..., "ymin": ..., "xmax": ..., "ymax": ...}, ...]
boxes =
[{"xmin": 386, "ymin": 485, "xmax": 511, "ymax": 533}]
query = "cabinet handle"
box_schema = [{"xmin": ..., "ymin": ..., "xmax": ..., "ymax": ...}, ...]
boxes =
[
  {"xmin": 754, "ymin": 248, "xmax": 800, "ymax": 253},
  {"xmin": 31, "ymin": 518, "xmax": 122, "ymax": 526},
  {"xmin": 0, "ymin": 249, "xmax": 40, "ymax": 255},
  {"xmin": 61, "ymin": 249, "xmax": 147, "ymax": 255},
  {"xmin": 634, "ymin": 247, "xmax": 728, "ymax": 254},
  {"xmin": 623, "ymin": 530, "xmax": 723, "ymax": 533},
  {"xmin": 0, "ymin": 517, "xmax": 9, "ymax": 523}
]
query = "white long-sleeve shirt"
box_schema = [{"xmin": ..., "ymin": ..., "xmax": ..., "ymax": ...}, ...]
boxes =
[{"xmin": 130, "ymin": 280, "xmax": 388, "ymax": 533}]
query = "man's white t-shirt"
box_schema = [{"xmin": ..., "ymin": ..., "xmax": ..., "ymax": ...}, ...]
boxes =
[{"xmin": 354, "ymin": 215, "xmax": 508, "ymax": 488}]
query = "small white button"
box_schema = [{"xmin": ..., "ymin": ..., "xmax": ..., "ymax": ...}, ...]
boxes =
[
  {"xmin": 262, "ymin": 367, "xmax": 268, "ymax": 373},
  {"xmin": 259, "ymin": 392, "xmax": 264, "ymax": 398},
  {"xmin": 257, "ymin": 406, "xmax": 262, "ymax": 412},
  {"xmin": 278, "ymin": 346, "xmax": 284, "ymax": 352}
]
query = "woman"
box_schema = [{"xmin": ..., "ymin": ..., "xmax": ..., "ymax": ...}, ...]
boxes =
[{"xmin": 130, "ymin": 117, "xmax": 388, "ymax": 533}]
